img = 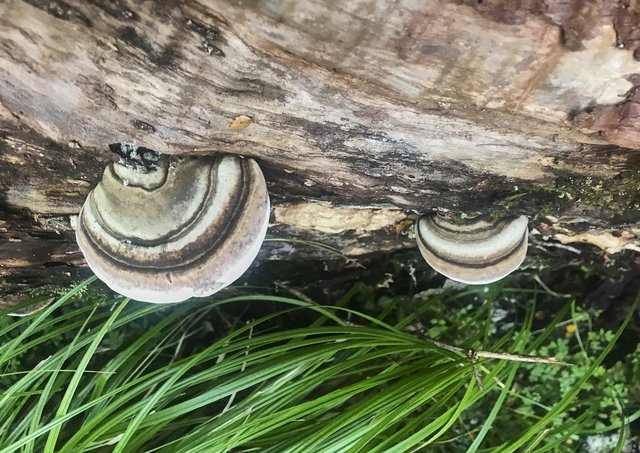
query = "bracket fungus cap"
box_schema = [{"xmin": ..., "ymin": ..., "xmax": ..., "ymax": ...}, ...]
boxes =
[
  {"xmin": 76, "ymin": 151, "xmax": 270, "ymax": 303},
  {"xmin": 415, "ymin": 213, "xmax": 529, "ymax": 285}
]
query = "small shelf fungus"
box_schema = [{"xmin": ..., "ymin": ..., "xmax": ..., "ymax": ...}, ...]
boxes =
[
  {"xmin": 415, "ymin": 213, "xmax": 529, "ymax": 284},
  {"xmin": 76, "ymin": 144, "xmax": 270, "ymax": 303}
]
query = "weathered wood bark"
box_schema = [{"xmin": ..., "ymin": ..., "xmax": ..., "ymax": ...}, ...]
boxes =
[{"xmin": 1, "ymin": 0, "xmax": 639, "ymax": 295}]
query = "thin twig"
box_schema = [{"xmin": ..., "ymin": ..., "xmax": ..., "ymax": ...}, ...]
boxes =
[
  {"xmin": 531, "ymin": 319, "xmax": 573, "ymax": 335},
  {"xmin": 276, "ymin": 283, "xmax": 569, "ymax": 368},
  {"xmin": 424, "ymin": 337, "xmax": 571, "ymax": 366},
  {"xmin": 533, "ymin": 275, "xmax": 572, "ymax": 299},
  {"xmin": 532, "ymin": 242, "xmax": 582, "ymax": 255}
]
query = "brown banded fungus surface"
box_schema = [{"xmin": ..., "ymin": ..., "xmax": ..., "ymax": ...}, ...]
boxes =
[
  {"xmin": 76, "ymin": 146, "xmax": 270, "ymax": 303},
  {"xmin": 415, "ymin": 214, "xmax": 529, "ymax": 284}
]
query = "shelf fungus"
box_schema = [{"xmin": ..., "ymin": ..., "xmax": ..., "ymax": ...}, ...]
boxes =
[
  {"xmin": 415, "ymin": 213, "xmax": 529, "ymax": 284},
  {"xmin": 76, "ymin": 144, "xmax": 270, "ymax": 303}
]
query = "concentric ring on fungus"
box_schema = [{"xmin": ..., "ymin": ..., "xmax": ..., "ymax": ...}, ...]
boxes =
[
  {"xmin": 76, "ymin": 148, "xmax": 270, "ymax": 303},
  {"xmin": 415, "ymin": 213, "xmax": 529, "ymax": 285}
]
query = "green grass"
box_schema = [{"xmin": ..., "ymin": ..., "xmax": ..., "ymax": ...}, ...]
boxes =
[{"xmin": 0, "ymin": 277, "xmax": 637, "ymax": 452}]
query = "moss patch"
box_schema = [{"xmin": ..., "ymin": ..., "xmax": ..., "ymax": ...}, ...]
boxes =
[{"xmin": 498, "ymin": 168, "xmax": 640, "ymax": 225}]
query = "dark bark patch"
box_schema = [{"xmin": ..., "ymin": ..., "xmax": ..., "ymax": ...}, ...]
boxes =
[
  {"xmin": 118, "ymin": 26, "xmax": 155, "ymax": 55},
  {"xmin": 75, "ymin": 76, "xmax": 118, "ymax": 110},
  {"xmin": 552, "ymin": 170, "xmax": 640, "ymax": 224},
  {"xmin": 545, "ymin": 1, "xmax": 611, "ymax": 51},
  {"xmin": 85, "ymin": 0, "xmax": 140, "ymax": 22},
  {"xmin": 109, "ymin": 143, "xmax": 161, "ymax": 172},
  {"xmin": 506, "ymin": 145, "xmax": 640, "ymax": 225},
  {"xmin": 458, "ymin": 0, "xmax": 619, "ymax": 51},
  {"xmin": 271, "ymin": 116, "xmax": 513, "ymax": 211},
  {"xmin": 258, "ymin": 159, "xmax": 334, "ymax": 202},
  {"xmin": 154, "ymin": 45, "xmax": 181, "ymax": 68},
  {"xmin": 185, "ymin": 18, "xmax": 225, "ymax": 56},
  {"xmin": 24, "ymin": 0, "xmax": 92, "ymax": 27},
  {"xmin": 229, "ymin": 78, "xmax": 287, "ymax": 103},
  {"xmin": 572, "ymin": 85, "xmax": 640, "ymax": 150},
  {"xmin": 462, "ymin": 0, "xmax": 638, "ymax": 58},
  {"xmin": 0, "ymin": 262, "xmax": 90, "ymax": 296},
  {"xmin": 0, "ymin": 122, "xmax": 107, "ymax": 212},
  {"xmin": 116, "ymin": 26, "xmax": 180, "ymax": 68},
  {"xmin": 460, "ymin": 0, "xmax": 542, "ymax": 25},
  {"xmin": 613, "ymin": 4, "xmax": 640, "ymax": 61},
  {"xmin": 131, "ymin": 119, "xmax": 157, "ymax": 133},
  {"xmin": 283, "ymin": 116, "xmax": 393, "ymax": 152},
  {"xmin": 420, "ymin": 45, "xmax": 447, "ymax": 57}
]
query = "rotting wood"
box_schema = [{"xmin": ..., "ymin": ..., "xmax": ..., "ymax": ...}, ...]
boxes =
[{"xmin": 0, "ymin": 0, "xmax": 639, "ymax": 295}]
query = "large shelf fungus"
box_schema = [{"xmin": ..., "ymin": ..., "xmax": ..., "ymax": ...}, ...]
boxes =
[
  {"xmin": 415, "ymin": 213, "xmax": 529, "ymax": 285},
  {"xmin": 76, "ymin": 145, "xmax": 270, "ymax": 303}
]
